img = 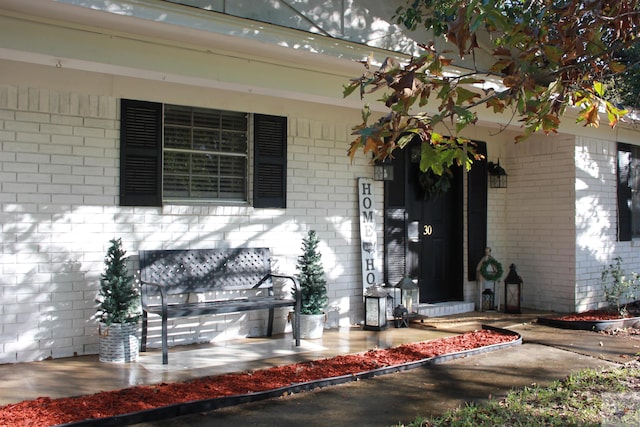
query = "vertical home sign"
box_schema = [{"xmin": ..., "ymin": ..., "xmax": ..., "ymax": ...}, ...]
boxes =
[{"xmin": 358, "ymin": 177, "xmax": 379, "ymax": 291}]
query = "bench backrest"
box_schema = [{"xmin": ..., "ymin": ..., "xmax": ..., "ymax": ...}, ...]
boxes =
[{"xmin": 139, "ymin": 248, "xmax": 272, "ymax": 297}]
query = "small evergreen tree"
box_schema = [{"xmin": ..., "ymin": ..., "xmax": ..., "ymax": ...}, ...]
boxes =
[
  {"xmin": 96, "ymin": 238, "xmax": 141, "ymax": 325},
  {"xmin": 294, "ymin": 230, "xmax": 328, "ymax": 315}
]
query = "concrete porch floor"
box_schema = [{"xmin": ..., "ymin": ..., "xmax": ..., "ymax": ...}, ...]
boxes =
[{"xmin": 0, "ymin": 309, "xmax": 543, "ymax": 407}]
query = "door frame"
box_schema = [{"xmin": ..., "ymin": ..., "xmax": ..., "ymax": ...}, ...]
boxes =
[
  {"xmin": 383, "ymin": 141, "xmax": 488, "ymax": 302},
  {"xmin": 383, "ymin": 143, "xmax": 464, "ymax": 302}
]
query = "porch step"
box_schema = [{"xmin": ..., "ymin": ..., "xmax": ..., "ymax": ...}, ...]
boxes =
[{"xmin": 415, "ymin": 301, "xmax": 475, "ymax": 318}]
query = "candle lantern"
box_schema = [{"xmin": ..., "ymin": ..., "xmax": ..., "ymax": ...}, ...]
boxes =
[
  {"xmin": 504, "ymin": 264, "xmax": 523, "ymax": 314},
  {"xmin": 363, "ymin": 286, "xmax": 391, "ymax": 331},
  {"xmin": 396, "ymin": 276, "xmax": 419, "ymax": 314},
  {"xmin": 482, "ymin": 288, "xmax": 495, "ymax": 311},
  {"xmin": 385, "ymin": 284, "xmax": 401, "ymax": 319}
]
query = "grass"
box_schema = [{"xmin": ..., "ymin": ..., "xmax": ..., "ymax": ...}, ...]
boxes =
[{"xmin": 395, "ymin": 364, "xmax": 640, "ymax": 426}]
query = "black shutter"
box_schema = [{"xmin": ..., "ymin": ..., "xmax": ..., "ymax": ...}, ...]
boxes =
[
  {"xmin": 254, "ymin": 114, "xmax": 287, "ymax": 208},
  {"xmin": 120, "ymin": 99, "xmax": 162, "ymax": 207},
  {"xmin": 467, "ymin": 141, "xmax": 488, "ymax": 281},
  {"xmin": 618, "ymin": 143, "xmax": 633, "ymax": 241},
  {"xmin": 384, "ymin": 208, "xmax": 407, "ymax": 286}
]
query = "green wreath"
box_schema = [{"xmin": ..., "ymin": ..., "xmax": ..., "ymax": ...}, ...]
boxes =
[
  {"xmin": 480, "ymin": 257, "xmax": 503, "ymax": 282},
  {"xmin": 418, "ymin": 168, "xmax": 452, "ymax": 200}
]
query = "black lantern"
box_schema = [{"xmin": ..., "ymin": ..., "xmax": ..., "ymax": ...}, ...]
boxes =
[
  {"xmin": 396, "ymin": 277, "xmax": 419, "ymax": 314},
  {"xmin": 363, "ymin": 286, "xmax": 391, "ymax": 331},
  {"xmin": 504, "ymin": 264, "xmax": 523, "ymax": 314},
  {"xmin": 393, "ymin": 305, "xmax": 409, "ymax": 328},
  {"xmin": 373, "ymin": 160, "xmax": 394, "ymax": 181},
  {"xmin": 482, "ymin": 288, "xmax": 495, "ymax": 311},
  {"xmin": 488, "ymin": 160, "xmax": 507, "ymax": 188}
]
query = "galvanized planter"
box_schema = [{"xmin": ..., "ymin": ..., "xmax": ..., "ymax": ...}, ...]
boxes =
[
  {"xmin": 98, "ymin": 322, "xmax": 140, "ymax": 363},
  {"xmin": 295, "ymin": 313, "xmax": 325, "ymax": 339}
]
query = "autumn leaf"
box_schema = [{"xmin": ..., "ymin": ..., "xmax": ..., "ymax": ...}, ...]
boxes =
[
  {"xmin": 486, "ymin": 97, "xmax": 506, "ymax": 113},
  {"xmin": 503, "ymin": 75, "xmax": 521, "ymax": 88},
  {"xmin": 579, "ymin": 103, "xmax": 601, "ymax": 127},
  {"xmin": 606, "ymin": 102, "xmax": 628, "ymax": 128},
  {"xmin": 489, "ymin": 58, "xmax": 514, "ymax": 74},
  {"xmin": 541, "ymin": 114, "xmax": 560, "ymax": 134},
  {"xmin": 455, "ymin": 87, "xmax": 481, "ymax": 105},
  {"xmin": 391, "ymin": 71, "xmax": 417, "ymax": 98},
  {"xmin": 396, "ymin": 133, "xmax": 416, "ymax": 150},
  {"xmin": 492, "ymin": 47, "xmax": 512, "ymax": 57},
  {"xmin": 609, "ymin": 61, "xmax": 626, "ymax": 74},
  {"xmin": 427, "ymin": 55, "xmax": 444, "ymax": 76},
  {"xmin": 446, "ymin": 5, "xmax": 472, "ymax": 57},
  {"xmin": 363, "ymin": 137, "xmax": 380, "ymax": 155},
  {"xmin": 543, "ymin": 44, "xmax": 563, "ymax": 64},
  {"xmin": 342, "ymin": 82, "xmax": 360, "ymax": 98},
  {"xmin": 593, "ymin": 81, "xmax": 604, "ymax": 97},
  {"xmin": 419, "ymin": 143, "xmax": 440, "ymax": 173},
  {"xmin": 347, "ymin": 137, "xmax": 362, "ymax": 161},
  {"xmin": 361, "ymin": 104, "xmax": 372, "ymax": 123}
]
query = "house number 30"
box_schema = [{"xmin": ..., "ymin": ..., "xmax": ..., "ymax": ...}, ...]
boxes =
[{"xmin": 423, "ymin": 225, "xmax": 433, "ymax": 236}]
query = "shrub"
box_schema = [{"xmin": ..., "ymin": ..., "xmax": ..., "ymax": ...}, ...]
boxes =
[{"xmin": 601, "ymin": 256, "xmax": 640, "ymax": 316}]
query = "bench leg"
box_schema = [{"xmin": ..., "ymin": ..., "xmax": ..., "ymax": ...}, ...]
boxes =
[
  {"xmin": 161, "ymin": 315, "xmax": 168, "ymax": 365},
  {"xmin": 141, "ymin": 311, "xmax": 148, "ymax": 352},
  {"xmin": 294, "ymin": 311, "xmax": 300, "ymax": 347},
  {"xmin": 267, "ymin": 308, "xmax": 274, "ymax": 336}
]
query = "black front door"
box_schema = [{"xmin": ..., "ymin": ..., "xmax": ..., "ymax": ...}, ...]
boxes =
[{"xmin": 385, "ymin": 143, "xmax": 463, "ymax": 303}]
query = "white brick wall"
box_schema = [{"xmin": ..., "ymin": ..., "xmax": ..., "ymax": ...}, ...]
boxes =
[
  {"xmin": 504, "ymin": 134, "xmax": 578, "ymax": 312},
  {"xmin": 0, "ymin": 83, "xmax": 379, "ymax": 363},
  {"xmin": 574, "ymin": 136, "xmax": 640, "ymax": 312},
  {"xmin": 496, "ymin": 132, "xmax": 640, "ymax": 313}
]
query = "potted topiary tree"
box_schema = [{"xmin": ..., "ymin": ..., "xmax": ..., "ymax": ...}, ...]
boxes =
[
  {"xmin": 95, "ymin": 238, "xmax": 141, "ymax": 363},
  {"xmin": 293, "ymin": 230, "xmax": 329, "ymax": 339}
]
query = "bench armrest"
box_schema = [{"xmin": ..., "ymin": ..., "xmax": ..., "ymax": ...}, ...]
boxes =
[
  {"xmin": 252, "ymin": 273, "xmax": 298, "ymax": 295},
  {"xmin": 140, "ymin": 280, "xmax": 168, "ymax": 312}
]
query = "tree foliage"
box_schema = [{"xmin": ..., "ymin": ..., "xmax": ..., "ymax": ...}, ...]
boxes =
[
  {"xmin": 605, "ymin": 42, "xmax": 640, "ymax": 109},
  {"xmin": 344, "ymin": 0, "xmax": 640, "ymax": 174}
]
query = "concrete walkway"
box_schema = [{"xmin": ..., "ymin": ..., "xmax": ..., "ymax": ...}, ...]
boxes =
[{"xmin": 131, "ymin": 314, "xmax": 640, "ymax": 427}]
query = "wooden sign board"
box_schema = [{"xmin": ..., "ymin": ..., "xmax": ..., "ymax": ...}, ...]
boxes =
[{"xmin": 358, "ymin": 178, "xmax": 379, "ymax": 292}]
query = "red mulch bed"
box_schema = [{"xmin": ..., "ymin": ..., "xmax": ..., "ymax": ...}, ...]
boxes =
[
  {"xmin": 552, "ymin": 301, "xmax": 640, "ymax": 322},
  {"xmin": 552, "ymin": 310, "xmax": 635, "ymax": 321},
  {"xmin": 0, "ymin": 329, "xmax": 517, "ymax": 427}
]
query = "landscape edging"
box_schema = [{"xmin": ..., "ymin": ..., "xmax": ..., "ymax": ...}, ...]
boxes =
[{"xmin": 537, "ymin": 316, "xmax": 640, "ymax": 331}]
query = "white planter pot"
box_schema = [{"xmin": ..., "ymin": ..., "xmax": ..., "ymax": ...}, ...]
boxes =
[
  {"xmin": 98, "ymin": 322, "xmax": 139, "ymax": 363},
  {"xmin": 295, "ymin": 313, "xmax": 325, "ymax": 339}
]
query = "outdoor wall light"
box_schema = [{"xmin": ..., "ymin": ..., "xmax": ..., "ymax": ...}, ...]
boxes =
[
  {"xmin": 488, "ymin": 160, "xmax": 508, "ymax": 188},
  {"xmin": 373, "ymin": 160, "xmax": 394, "ymax": 181}
]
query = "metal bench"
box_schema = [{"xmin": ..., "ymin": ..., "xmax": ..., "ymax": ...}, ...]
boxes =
[{"xmin": 139, "ymin": 248, "xmax": 301, "ymax": 364}]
